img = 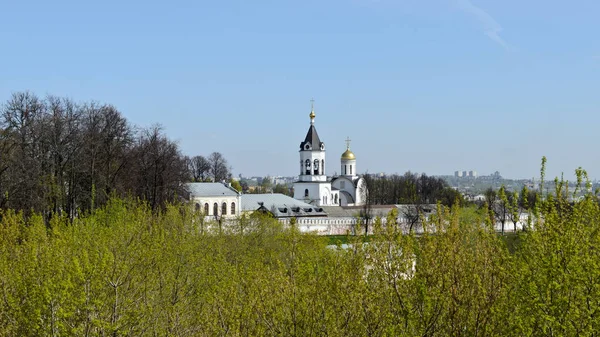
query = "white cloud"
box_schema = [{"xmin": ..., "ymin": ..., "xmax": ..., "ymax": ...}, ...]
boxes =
[{"xmin": 457, "ymin": 0, "xmax": 512, "ymax": 50}]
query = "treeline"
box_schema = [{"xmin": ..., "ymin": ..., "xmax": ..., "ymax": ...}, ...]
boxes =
[
  {"xmin": 482, "ymin": 185, "xmax": 539, "ymax": 233},
  {"xmin": 1, "ymin": 172, "xmax": 599, "ymax": 335},
  {"xmin": 0, "ymin": 92, "xmax": 234, "ymax": 218},
  {"xmin": 364, "ymin": 172, "xmax": 462, "ymax": 206}
]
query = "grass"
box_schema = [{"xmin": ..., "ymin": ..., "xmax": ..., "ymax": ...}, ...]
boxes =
[{"xmin": 326, "ymin": 235, "xmax": 351, "ymax": 245}]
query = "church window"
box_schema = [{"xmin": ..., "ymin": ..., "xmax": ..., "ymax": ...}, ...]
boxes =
[
  {"xmin": 213, "ymin": 203, "xmax": 218, "ymax": 216},
  {"xmin": 321, "ymin": 159, "xmax": 324, "ymax": 174},
  {"xmin": 305, "ymin": 159, "xmax": 311, "ymax": 175},
  {"xmin": 222, "ymin": 202, "xmax": 227, "ymax": 215},
  {"xmin": 314, "ymin": 159, "xmax": 319, "ymax": 175},
  {"xmin": 335, "ymin": 194, "xmax": 338, "ymax": 204},
  {"xmin": 350, "ymin": 165, "xmax": 352, "ymax": 175},
  {"xmin": 231, "ymin": 202, "xmax": 236, "ymax": 214},
  {"xmin": 344, "ymin": 165, "xmax": 347, "ymax": 175},
  {"xmin": 305, "ymin": 189, "xmax": 309, "ymax": 198},
  {"xmin": 204, "ymin": 203, "xmax": 209, "ymax": 214},
  {"xmin": 195, "ymin": 203, "xmax": 200, "ymax": 212}
]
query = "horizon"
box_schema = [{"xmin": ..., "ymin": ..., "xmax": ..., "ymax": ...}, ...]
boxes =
[{"xmin": 2, "ymin": 0, "xmax": 598, "ymax": 181}]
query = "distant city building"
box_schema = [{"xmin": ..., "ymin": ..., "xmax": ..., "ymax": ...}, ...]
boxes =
[{"xmin": 455, "ymin": 170, "xmax": 477, "ymax": 178}]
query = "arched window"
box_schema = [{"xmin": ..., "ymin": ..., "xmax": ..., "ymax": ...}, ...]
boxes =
[
  {"xmin": 334, "ymin": 194, "xmax": 338, "ymax": 204},
  {"xmin": 350, "ymin": 165, "xmax": 352, "ymax": 175},
  {"xmin": 204, "ymin": 203, "xmax": 209, "ymax": 214},
  {"xmin": 195, "ymin": 203, "xmax": 201, "ymax": 212},
  {"xmin": 321, "ymin": 159, "xmax": 325, "ymax": 175},
  {"xmin": 304, "ymin": 189, "xmax": 309, "ymax": 198},
  {"xmin": 314, "ymin": 159, "xmax": 319, "ymax": 175},
  {"xmin": 344, "ymin": 165, "xmax": 347, "ymax": 175},
  {"xmin": 231, "ymin": 202, "xmax": 236, "ymax": 214},
  {"xmin": 222, "ymin": 202, "xmax": 227, "ymax": 215},
  {"xmin": 305, "ymin": 159, "xmax": 311, "ymax": 175},
  {"xmin": 213, "ymin": 203, "xmax": 218, "ymax": 216}
]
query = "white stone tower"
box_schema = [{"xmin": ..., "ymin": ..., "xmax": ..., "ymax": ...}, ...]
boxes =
[{"xmin": 293, "ymin": 100, "xmax": 337, "ymax": 206}]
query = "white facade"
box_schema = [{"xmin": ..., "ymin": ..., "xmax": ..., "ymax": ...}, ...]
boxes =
[
  {"xmin": 331, "ymin": 175, "xmax": 367, "ymax": 206},
  {"xmin": 187, "ymin": 183, "xmax": 241, "ymax": 220},
  {"xmin": 294, "ymin": 181, "xmax": 339, "ymax": 206},
  {"xmin": 340, "ymin": 158, "xmax": 356, "ymax": 177},
  {"xmin": 293, "ymin": 103, "xmax": 365, "ymax": 207}
]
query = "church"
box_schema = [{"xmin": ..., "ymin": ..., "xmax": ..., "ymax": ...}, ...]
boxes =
[{"xmin": 293, "ymin": 102, "xmax": 367, "ymax": 207}]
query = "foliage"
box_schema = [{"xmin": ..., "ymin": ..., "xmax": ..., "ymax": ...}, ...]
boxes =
[
  {"xmin": 229, "ymin": 179, "xmax": 243, "ymax": 192},
  {"xmin": 2, "ymin": 163, "xmax": 600, "ymax": 335},
  {"xmin": 364, "ymin": 172, "xmax": 463, "ymax": 207}
]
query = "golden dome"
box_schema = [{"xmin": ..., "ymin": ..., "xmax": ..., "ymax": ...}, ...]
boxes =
[
  {"xmin": 341, "ymin": 149, "xmax": 356, "ymax": 160},
  {"xmin": 309, "ymin": 110, "xmax": 315, "ymax": 119}
]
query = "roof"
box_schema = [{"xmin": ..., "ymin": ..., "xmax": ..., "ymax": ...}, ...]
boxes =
[
  {"xmin": 321, "ymin": 205, "xmax": 397, "ymax": 218},
  {"xmin": 186, "ymin": 182, "xmax": 240, "ymax": 198},
  {"xmin": 299, "ymin": 124, "xmax": 324, "ymax": 151},
  {"xmin": 241, "ymin": 193, "xmax": 327, "ymax": 217},
  {"xmin": 341, "ymin": 149, "xmax": 356, "ymax": 160},
  {"xmin": 395, "ymin": 204, "xmax": 437, "ymax": 214},
  {"xmin": 320, "ymin": 206, "xmax": 358, "ymax": 217},
  {"xmin": 339, "ymin": 190, "xmax": 355, "ymax": 203},
  {"xmin": 331, "ymin": 175, "xmax": 362, "ymax": 187}
]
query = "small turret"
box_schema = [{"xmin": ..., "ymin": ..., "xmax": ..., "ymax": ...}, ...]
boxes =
[{"xmin": 340, "ymin": 137, "xmax": 356, "ymax": 177}]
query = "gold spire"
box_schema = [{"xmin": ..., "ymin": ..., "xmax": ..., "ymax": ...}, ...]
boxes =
[{"xmin": 309, "ymin": 98, "xmax": 315, "ymax": 122}]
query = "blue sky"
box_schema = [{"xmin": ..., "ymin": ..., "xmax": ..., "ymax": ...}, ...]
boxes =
[{"xmin": 1, "ymin": 0, "xmax": 599, "ymax": 180}]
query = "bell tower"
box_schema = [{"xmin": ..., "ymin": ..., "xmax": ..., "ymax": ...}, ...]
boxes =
[
  {"xmin": 293, "ymin": 100, "xmax": 336, "ymax": 206},
  {"xmin": 297, "ymin": 99, "xmax": 326, "ymax": 182}
]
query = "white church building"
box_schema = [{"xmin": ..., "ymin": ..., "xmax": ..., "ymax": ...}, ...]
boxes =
[{"xmin": 293, "ymin": 103, "xmax": 366, "ymax": 207}]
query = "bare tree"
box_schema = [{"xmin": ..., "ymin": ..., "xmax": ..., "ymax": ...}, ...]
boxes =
[
  {"xmin": 358, "ymin": 178, "xmax": 372, "ymax": 235},
  {"xmin": 190, "ymin": 155, "xmax": 211, "ymax": 182},
  {"xmin": 78, "ymin": 102, "xmax": 132, "ymax": 211},
  {"xmin": 41, "ymin": 95, "xmax": 83, "ymax": 219},
  {"xmin": 208, "ymin": 152, "xmax": 231, "ymax": 182},
  {"xmin": 399, "ymin": 204, "xmax": 424, "ymax": 233},
  {"xmin": 484, "ymin": 187, "xmax": 497, "ymax": 212},
  {"xmin": 131, "ymin": 126, "xmax": 188, "ymax": 211},
  {"xmin": 0, "ymin": 92, "xmax": 46, "ymax": 213},
  {"xmin": 0, "ymin": 92, "xmax": 192, "ymax": 215}
]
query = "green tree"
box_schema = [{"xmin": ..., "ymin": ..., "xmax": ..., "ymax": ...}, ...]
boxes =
[{"xmin": 230, "ymin": 179, "xmax": 242, "ymax": 192}]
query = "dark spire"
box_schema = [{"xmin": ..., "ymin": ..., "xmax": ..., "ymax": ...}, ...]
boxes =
[
  {"xmin": 299, "ymin": 124, "xmax": 323, "ymax": 150},
  {"xmin": 299, "ymin": 99, "xmax": 324, "ymax": 151}
]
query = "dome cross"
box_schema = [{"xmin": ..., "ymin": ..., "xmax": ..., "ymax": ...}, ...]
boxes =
[{"xmin": 309, "ymin": 98, "xmax": 316, "ymax": 123}]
